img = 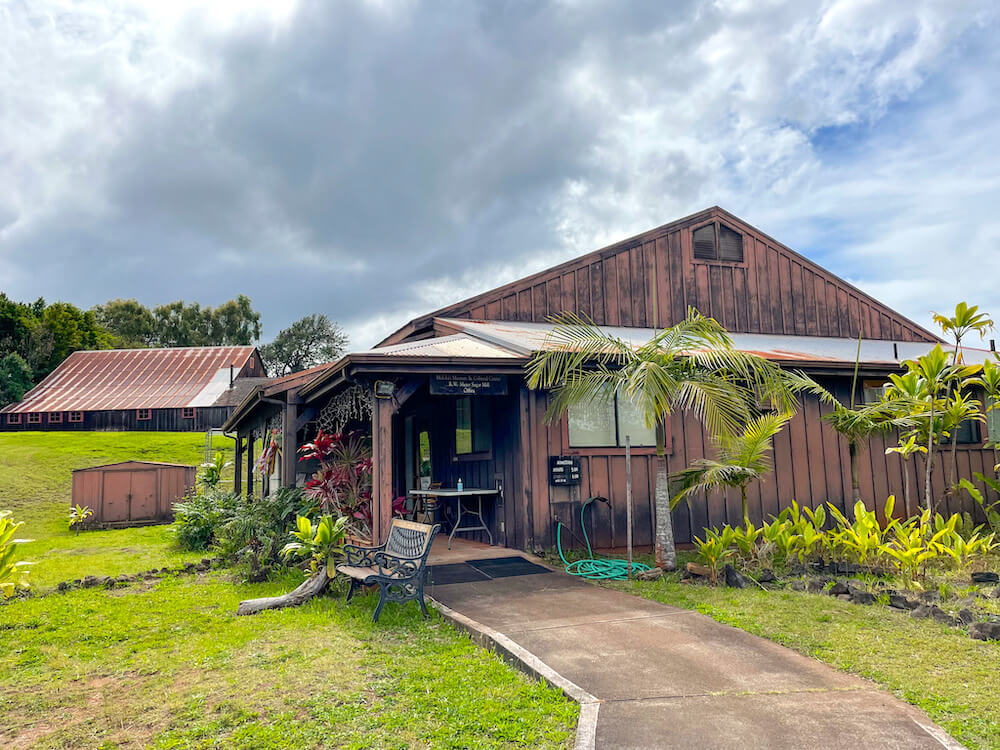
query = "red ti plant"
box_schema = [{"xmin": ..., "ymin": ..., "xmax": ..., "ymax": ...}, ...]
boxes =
[{"xmin": 299, "ymin": 431, "xmax": 376, "ymax": 541}]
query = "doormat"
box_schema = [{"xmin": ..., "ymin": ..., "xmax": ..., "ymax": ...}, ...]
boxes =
[
  {"xmin": 427, "ymin": 563, "xmax": 491, "ymax": 586},
  {"xmin": 466, "ymin": 556, "xmax": 551, "ymax": 579}
]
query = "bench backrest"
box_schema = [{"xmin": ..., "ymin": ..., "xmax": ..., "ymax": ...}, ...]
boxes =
[{"xmin": 385, "ymin": 519, "xmax": 437, "ymax": 560}]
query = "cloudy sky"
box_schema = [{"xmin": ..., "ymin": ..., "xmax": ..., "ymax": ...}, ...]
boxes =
[{"xmin": 2, "ymin": 0, "xmax": 999, "ymax": 349}]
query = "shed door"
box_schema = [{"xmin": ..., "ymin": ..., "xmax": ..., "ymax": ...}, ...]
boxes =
[
  {"xmin": 129, "ymin": 471, "xmax": 157, "ymax": 521},
  {"xmin": 102, "ymin": 472, "xmax": 131, "ymax": 522}
]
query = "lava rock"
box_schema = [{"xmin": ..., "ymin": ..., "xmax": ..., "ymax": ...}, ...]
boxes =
[
  {"xmin": 758, "ymin": 569, "xmax": 777, "ymax": 583},
  {"xmin": 911, "ymin": 604, "xmax": 934, "ymax": 619},
  {"xmin": 57, "ymin": 581, "xmax": 69, "ymax": 592},
  {"xmin": 888, "ymin": 594, "xmax": 918, "ymax": 610},
  {"xmin": 789, "ymin": 580, "xmax": 806, "ymax": 591},
  {"xmin": 723, "ymin": 564, "xmax": 749, "ymax": 589},
  {"xmin": 807, "ymin": 577, "xmax": 829, "ymax": 593},
  {"xmin": 851, "ymin": 591, "xmax": 876, "ymax": 605},
  {"xmin": 972, "ymin": 571, "xmax": 999, "ymax": 584},
  {"xmin": 931, "ymin": 607, "xmax": 958, "ymax": 626},
  {"xmin": 829, "ymin": 581, "xmax": 850, "ymax": 596},
  {"xmin": 992, "ymin": 587, "xmax": 1000, "ymax": 599},
  {"xmin": 969, "ymin": 621, "xmax": 1000, "ymax": 641},
  {"xmin": 957, "ymin": 608, "xmax": 976, "ymax": 625},
  {"xmin": 918, "ymin": 590, "xmax": 940, "ymax": 603},
  {"xmin": 82, "ymin": 576, "xmax": 99, "ymax": 588},
  {"xmin": 836, "ymin": 593, "xmax": 852, "ymax": 601}
]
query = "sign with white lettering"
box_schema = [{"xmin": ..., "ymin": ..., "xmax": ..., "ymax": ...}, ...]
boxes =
[
  {"xmin": 549, "ymin": 456, "xmax": 582, "ymax": 486},
  {"xmin": 430, "ymin": 374, "xmax": 508, "ymax": 396}
]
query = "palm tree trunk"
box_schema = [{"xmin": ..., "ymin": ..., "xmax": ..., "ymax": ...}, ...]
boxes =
[
  {"xmin": 947, "ymin": 430, "xmax": 959, "ymax": 495},
  {"xmin": 902, "ymin": 460, "xmax": 912, "ymax": 519},
  {"xmin": 741, "ymin": 486, "xmax": 749, "ymax": 526},
  {"xmin": 849, "ymin": 442, "xmax": 861, "ymax": 504},
  {"xmin": 653, "ymin": 449, "xmax": 677, "ymax": 570}
]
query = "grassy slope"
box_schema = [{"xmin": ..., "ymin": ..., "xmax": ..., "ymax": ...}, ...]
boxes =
[
  {"xmin": 615, "ymin": 576, "xmax": 1000, "ymax": 750},
  {"xmin": 0, "ymin": 432, "xmax": 577, "ymax": 748},
  {"xmin": 0, "ymin": 432, "xmax": 234, "ymax": 590},
  {"xmin": 1, "ymin": 573, "xmax": 576, "ymax": 749}
]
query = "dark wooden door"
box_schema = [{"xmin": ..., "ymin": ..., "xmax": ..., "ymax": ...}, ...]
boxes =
[
  {"xmin": 102, "ymin": 472, "xmax": 130, "ymax": 522},
  {"xmin": 129, "ymin": 471, "xmax": 157, "ymax": 520}
]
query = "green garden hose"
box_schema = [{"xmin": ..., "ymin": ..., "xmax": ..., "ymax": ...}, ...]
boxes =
[{"xmin": 556, "ymin": 497, "xmax": 653, "ymax": 580}]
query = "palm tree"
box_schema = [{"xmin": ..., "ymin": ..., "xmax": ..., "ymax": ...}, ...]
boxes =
[
  {"xmin": 885, "ymin": 434, "xmax": 926, "ymax": 518},
  {"xmin": 971, "ymin": 356, "xmax": 1000, "ymax": 468},
  {"xmin": 526, "ymin": 308, "xmax": 796, "ymax": 570},
  {"xmin": 669, "ymin": 412, "xmax": 792, "ymax": 525},
  {"xmin": 932, "ymin": 302, "xmax": 993, "ymax": 490}
]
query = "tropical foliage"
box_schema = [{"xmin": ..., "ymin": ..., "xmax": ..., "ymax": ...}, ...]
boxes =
[
  {"xmin": 0, "ymin": 510, "xmax": 33, "ymax": 598},
  {"xmin": 199, "ymin": 451, "xmax": 233, "ymax": 487},
  {"xmin": 299, "ymin": 430, "xmax": 375, "ymax": 541},
  {"xmin": 281, "ymin": 514, "xmax": 350, "ymax": 575},
  {"xmin": 68, "ymin": 504, "xmax": 93, "ymax": 531}
]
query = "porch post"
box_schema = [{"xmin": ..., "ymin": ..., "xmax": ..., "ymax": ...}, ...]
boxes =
[
  {"xmin": 371, "ymin": 396, "xmax": 395, "ymax": 544},
  {"xmin": 281, "ymin": 390, "xmax": 298, "ymax": 488},
  {"xmin": 245, "ymin": 429, "xmax": 255, "ymax": 498},
  {"xmin": 233, "ymin": 434, "xmax": 243, "ymax": 496}
]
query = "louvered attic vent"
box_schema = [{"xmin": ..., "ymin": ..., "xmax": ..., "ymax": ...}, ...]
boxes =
[{"xmin": 692, "ymin": 222, "xmax": 744, "ymax": 262}]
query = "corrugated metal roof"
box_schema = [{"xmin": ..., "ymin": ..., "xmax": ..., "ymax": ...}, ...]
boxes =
[
  {"xmin": 359, "ymin": 333, "xmax": 521, "ymax": 359},
  {"xmin": 436, "ymin": 318, "xmax": 994, "ymax": 367},
  {"xmin": 2, "ymin": 346, "xmax": 258, "ymax": 413}
]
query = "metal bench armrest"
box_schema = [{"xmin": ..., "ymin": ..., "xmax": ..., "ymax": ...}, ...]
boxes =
[
  {"xmin": 344, "ymin": 542, "xmax": 385, "ymax": 566},
  {"xmin": 374, "ymin": 550, "xmax": 424, "ymax": 579}
]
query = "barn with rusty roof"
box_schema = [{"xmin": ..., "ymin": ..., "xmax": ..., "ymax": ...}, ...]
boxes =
[{"xmin": 0, "ymin": 346, "xmax": 267, "ymax": 432}]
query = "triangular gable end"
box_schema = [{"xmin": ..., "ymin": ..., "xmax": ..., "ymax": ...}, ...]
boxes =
[{"xmin": 379, "ymin": 206, "xmax": 938, "ymax": 346}]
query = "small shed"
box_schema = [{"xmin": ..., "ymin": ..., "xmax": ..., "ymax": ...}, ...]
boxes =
[{"xmin": 71, "ymin": 461, "xmax": 196, "ymax": 527}]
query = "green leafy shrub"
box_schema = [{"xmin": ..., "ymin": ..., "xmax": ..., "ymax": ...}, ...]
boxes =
[
  {"xmin": 281, "ymin": 514, "xmax": 349, "ymax": 574},
  {"xmin": 68, "ymin": 503, "xmax": 94, "ymax": 532},
  {"xmin": 693, "ymin": 526, "xmax": 736, "ymax": 584},
  {"xmin": 172, "ymin": 488, "xmax": 234, "ymax": 551},
  {"xmin": 199, "ymin": 452, "xmax": 232, "ymax": 488},
  {"xmin": 1, "ymin": 510, "xmax": 33, "ymax": 598}
]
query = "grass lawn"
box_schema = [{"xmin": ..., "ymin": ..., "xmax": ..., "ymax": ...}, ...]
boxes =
[
  {"xmin": 0, "ymin": 432, "xmax": 578, "ymax": 748},
  {"xmin": 1, "ymin": 573, "xmax": 576, "ymax": 749},
  {"xmin": 0, "ymin": 432, "xmax": 234, "ymax": 590},
  {"xmin": 615, "ymin": 571, "xmax": 1000, "ymax": 750}
]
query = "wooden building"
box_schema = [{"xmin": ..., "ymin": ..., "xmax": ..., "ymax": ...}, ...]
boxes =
[
  {"xmin": 71, "ymin": 461, "xmax": 196, "ymax": 527},
  {"xmin": 225, "ymin": 207, "xmax": 999, "ymax": 550},
  {"xmin": 1, "ymin": 346, "xmax": 266, "ymax": 432}
]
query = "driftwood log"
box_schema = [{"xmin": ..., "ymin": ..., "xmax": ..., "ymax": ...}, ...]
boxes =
[{"xmin": 236, "ymin": 565, "xmax": 331, "ymax": 616}]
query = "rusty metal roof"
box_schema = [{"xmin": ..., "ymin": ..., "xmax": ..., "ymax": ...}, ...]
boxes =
[
  {"xmin": 2, "ymin": 346, "xmax": 258, "ymax": 414},
  {"xmin": 435, "ymin": 318, "xmax": 994, "ymax": 367},
  {"xmin": 359, "ymin": 333, "xmax": 522, "ymax": 359}
]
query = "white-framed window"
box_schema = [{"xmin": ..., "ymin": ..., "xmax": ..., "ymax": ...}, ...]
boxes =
[
  {"xmin": 27, "ymin": 413, "xmax": 41, "ymax": 424},
  {"xmin": 568, "ymin": 390, "xmax": 657, "ymax": 448},
  {"xmin": 862, "ymin": 379, "xmax": 888, "ymax": 405},
  {"xmin": 182, "ymin": 407, "xmax": 196, "ymax": 419},
  {"xmin": 136, "ymin": 409, "xmax": 152, "ymax": 421},
  {"xmin": 49, "ymin": 412, "xmax": 63, "ymax": 424},
  {"xmin": 6, "ymin": 413, "xmax": 21, "ymax": 425},
  {"xmin": 69, "ymin": 411, "xmax": 84, "ymax": 423}
]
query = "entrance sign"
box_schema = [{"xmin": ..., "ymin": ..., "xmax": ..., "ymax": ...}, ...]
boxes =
[
  {"xmin": 549, "ymin": 456, "xmax": 582, "ymax": 486},
  {"xmin": 430, "ymin": 374, "xmax": 508, "ymax": 396}
]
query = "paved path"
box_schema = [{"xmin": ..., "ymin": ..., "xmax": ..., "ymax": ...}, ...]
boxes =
[{"xmin": 428, "ymin": 565, "xmax": 963, "ymax": 750}]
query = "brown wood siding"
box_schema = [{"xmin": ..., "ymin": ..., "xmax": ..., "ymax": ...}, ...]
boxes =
[
  {"xmin": 390, "ymin": 207, "xmax": 936, "ymax": 344},
  {"xmin": 520, "ymin": 373, "xmax": 996, "ymax": 549}
]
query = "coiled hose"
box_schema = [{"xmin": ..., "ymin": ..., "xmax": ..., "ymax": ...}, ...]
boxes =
[{"xmin": 556, "ymin": 496, "xmax": 653, "ymax": 580}]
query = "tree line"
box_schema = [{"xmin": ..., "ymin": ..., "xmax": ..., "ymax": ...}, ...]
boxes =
[{"xmin": 0, "ymin": 293, "xmax": 347, "ymax": 408}]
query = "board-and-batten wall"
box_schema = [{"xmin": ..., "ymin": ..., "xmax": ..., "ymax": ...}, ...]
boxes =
[
  {"xmin": 414, "ymin": 208, "xmax": 936, "ymax": 344},
  {"xmin": 519, "ymin": 381, "xmax": 997, "ymax": 551}
]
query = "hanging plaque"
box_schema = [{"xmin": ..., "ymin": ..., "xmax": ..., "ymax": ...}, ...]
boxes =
[
  {"xmin": 549, "ymin": 456, "xmax": 582, "ymax": 486},
  {"xmin": 430, "ymin": 374, "xmax": 508, "ymax": 396}
]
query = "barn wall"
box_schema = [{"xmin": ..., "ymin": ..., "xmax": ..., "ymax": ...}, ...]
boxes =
[
  {"xmin": 0, "ymin": 407, "xmax": 233, "ymax": 432},
  {"xmin": 394, "ymin": 208, "xmax": 936, "ymax": 344}
]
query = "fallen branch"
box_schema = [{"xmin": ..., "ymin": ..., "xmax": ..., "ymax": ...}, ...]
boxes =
[{"xmin": 236, "ymin": 565, "xmax": 330, "ymax": 616}]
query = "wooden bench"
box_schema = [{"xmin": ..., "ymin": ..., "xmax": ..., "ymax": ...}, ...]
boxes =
[{"xmin": 337, "ymin": 519, "xmax": 441, "ymax": 622}]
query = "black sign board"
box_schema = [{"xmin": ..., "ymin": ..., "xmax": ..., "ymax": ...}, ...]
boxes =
[
  {"xmin": 549, "ymin": 456, "xmax": 582, "ymax": 486},
  {"xmin": 430, "ymin": 374, "xmax": 508, "ymax": 396}
]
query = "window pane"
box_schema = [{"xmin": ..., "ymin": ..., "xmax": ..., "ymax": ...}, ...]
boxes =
[
  {"xmin": 616, "ymin": 396, "xmax": 657, "ymax": 447},
  {"xmin": 954, "ymin": 418, "xmax": 981, "ymax": 445},
  {"xmin": 456, "ymin": 397, "xmax": 472, "ymax": 454},
  {"xmin": 568, "ymin": 397, "xmax": 616, "ymax": 447},
  {"xmin": 862, "ymin": 379, "xmax": 887, "ymax": 405},
  {"xmin": 718, "ymin": 225, "xmax": 743, "ymax": 261}
]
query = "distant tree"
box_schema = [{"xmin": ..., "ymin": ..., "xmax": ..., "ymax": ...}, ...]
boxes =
[
  {"xmin": 0, "ymin": 353, "xmax": 33, "ymax": 407},
  {"xmin": 92, "ymin": 298, "xmax": 156, "ymax": 347},
  {"xmin": 260, "ymin": 314, "xmax": 348, "ymax": 376},
  {"xmin": 25, "ymin": 303, "xmax": 114, "ymax": 378},
  {"xmin": 0, "ymin": 293, "xmax": 41, "ymax": 358},
  {"xmin": 152, "ymin": 296, "xmax": 261, "ymax": 347}
]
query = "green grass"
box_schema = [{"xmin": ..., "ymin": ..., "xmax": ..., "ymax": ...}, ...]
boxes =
[
  {"xmin": 1, "ymin": 573, "xmax": 576, "ymax": 748},
  {"xmin": 0, "ymin": 432, "xmax": 233, "ymax": 590},
  {"xmin": 0, "ymin": 431, "xmax": 577, "ymax": 748},
  {"xmin": 615, "ymin": 573, "xmax": 1000, "ymax": 749}
]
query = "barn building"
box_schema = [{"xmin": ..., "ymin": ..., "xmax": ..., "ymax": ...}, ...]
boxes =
[
  {"xmin": 224, "ymin": 206, "xmax": 999, "ymax": 550},
  {"xmin": 1, "ymin": 346, "xmax": 266, "ymax": 432}
]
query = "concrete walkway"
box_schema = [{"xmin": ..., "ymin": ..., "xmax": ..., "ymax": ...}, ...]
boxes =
[{"xmin": 426, "ymin": 554, "xmax": 963, "ymax": 750}]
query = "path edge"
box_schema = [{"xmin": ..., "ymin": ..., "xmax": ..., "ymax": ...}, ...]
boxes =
[{"xmin": 429, "ymin": 595, "xmax": 600, "ymax": 750}]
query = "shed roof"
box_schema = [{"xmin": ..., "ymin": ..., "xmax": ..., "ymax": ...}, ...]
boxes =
[
  {"xmin": 2, "ymin": 346, "xmax": 258, "ymax": 414},
  {"xmin": 72, "ymin": 460, "xmax": 196, "ymax": 472}
]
